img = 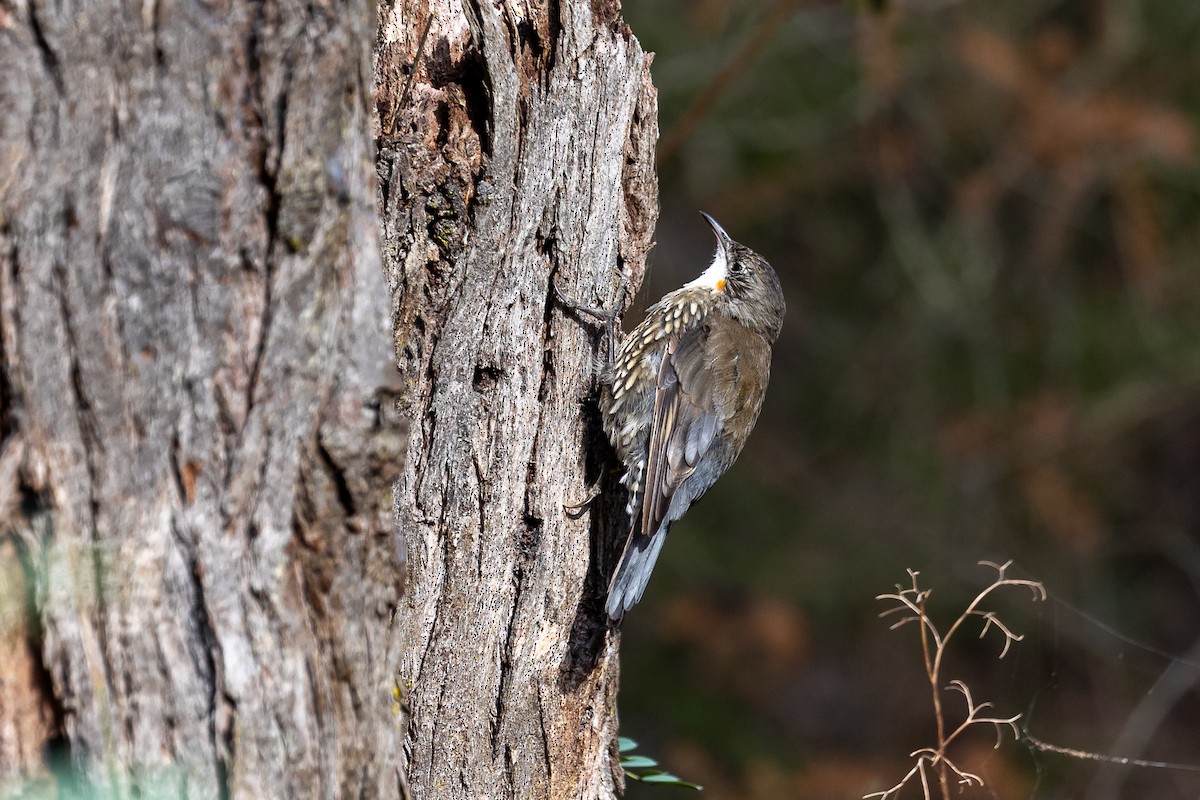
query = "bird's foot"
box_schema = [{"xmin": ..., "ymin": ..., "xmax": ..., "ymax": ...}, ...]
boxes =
[
  {"xmin": 551, "ymin": 275, "xmax": 628, "ymax": 367},
  {"xmin": 562, "ymin": 482, "xmax": 603, "ymax": 518},
  {"xmin": 552, "ymin": 277, "xmax": 623, "ymax": 322}
]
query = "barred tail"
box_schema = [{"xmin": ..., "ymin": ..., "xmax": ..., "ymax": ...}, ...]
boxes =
[{"xmin": 605, "ymin": 529, "xmax": 668, "ymax": 619}]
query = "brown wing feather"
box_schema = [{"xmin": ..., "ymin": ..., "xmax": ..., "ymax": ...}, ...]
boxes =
[{"xmin": 639, "ymin": 326, "xmax": 721, "ymax": 538}]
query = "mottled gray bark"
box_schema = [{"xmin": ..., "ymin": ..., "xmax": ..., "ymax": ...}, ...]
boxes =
[
  {"xmin": 376, "ymin": 0, "xmax": 658, "ymax": 797},
  {"xmin": 0, "ymin": 0, "xmax": 407, "ymax": 797}
]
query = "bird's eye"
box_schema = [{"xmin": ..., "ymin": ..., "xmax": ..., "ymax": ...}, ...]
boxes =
[{"xmin": 730, "ymin": 260, "xmax": 745, "ymax": 275}]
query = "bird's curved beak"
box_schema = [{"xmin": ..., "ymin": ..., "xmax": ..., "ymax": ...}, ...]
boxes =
[
  {"xmin": 698, "ymin": 212, "xmax": 734, "ymax": 292},
  {"xmin": 682, "ymin": 211, "xmax": 738, "ymax": 293},
  {"xmin": 699, "ymin": 211, "xmax": 733, "ymax": 250}
]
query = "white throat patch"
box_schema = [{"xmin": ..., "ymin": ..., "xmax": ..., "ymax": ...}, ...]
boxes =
[{"xmin": 683, "ymin": 248, "xmax": 728, "ymax": 292}]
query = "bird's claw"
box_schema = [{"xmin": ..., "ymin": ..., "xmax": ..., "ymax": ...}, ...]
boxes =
[
  {"xmin": 551, "ymin": 274, "xmax": 627, "ymax": 367},
  {"xmin": 562, "ymin": 483, "xmax": 602, "ymax": 518},
  {"xmin": 551, "ymin": 276, "xmax": 621, "ymax": 323}
]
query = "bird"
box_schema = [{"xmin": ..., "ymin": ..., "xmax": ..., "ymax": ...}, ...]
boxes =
[{"xmin": 561, "ymin": 213, "xmax": 786, "ymax": 619}]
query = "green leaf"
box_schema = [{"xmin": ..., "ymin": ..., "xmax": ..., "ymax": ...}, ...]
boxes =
[
  {"xmin": 640, "ymin": 772, "xmax": 703, "ymax": 790},
  {"xmin": 617, "ymin": 734, "xmax": 702, "ymax": 790}
]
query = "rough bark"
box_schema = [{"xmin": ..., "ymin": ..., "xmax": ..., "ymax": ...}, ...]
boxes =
[
  {"xmin": 0, "ymin": 1, "xmax": 407, "ymax": 797},
  {"xmin": 376, "ymin": 0, "xmax": 658, "ymax": 797}
]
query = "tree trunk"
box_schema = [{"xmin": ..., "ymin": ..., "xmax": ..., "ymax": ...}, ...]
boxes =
[
  {"xmin": 0, "ymin": 0, "xmax": 655, "ymax": 795},
  {"xmin": 0, "ymin": 1, "xmax": 408, "ymax": 797},
  {"xmin": 376, "ymin": 0, "xmax": 657, "ymax": 797}
]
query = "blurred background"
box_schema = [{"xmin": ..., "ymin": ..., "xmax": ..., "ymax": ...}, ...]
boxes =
[{"xmin": 615, "ymin": 1, "xmax": 1200, "ymax": 798}]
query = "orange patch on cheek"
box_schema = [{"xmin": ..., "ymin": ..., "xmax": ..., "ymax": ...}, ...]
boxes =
[{"xmin": 716, "ymin": 278, "xmax": 727, "ymax": 292}]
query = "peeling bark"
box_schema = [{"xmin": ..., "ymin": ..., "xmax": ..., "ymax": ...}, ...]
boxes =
[
  {"xmin": 0, "ymin": 0, "xmax": 406, "ymax": 797},
  {"xmin": 377, "ymin": 0, "xmax": 658, "ymax": 797}
]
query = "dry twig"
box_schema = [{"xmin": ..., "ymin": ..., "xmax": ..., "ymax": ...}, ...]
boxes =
[{"xmin": 865, "ymin": 561, "xmax": 1045, "ymax": 800}]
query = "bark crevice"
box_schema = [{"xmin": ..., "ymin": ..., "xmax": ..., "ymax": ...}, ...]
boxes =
[
  {"xmin": 168, "ymin": 517, "xmax": 230, "ymax": 800},
  {"xmin": 26, "ymin": 1, "xmax": 63, "ymax": 95}
]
